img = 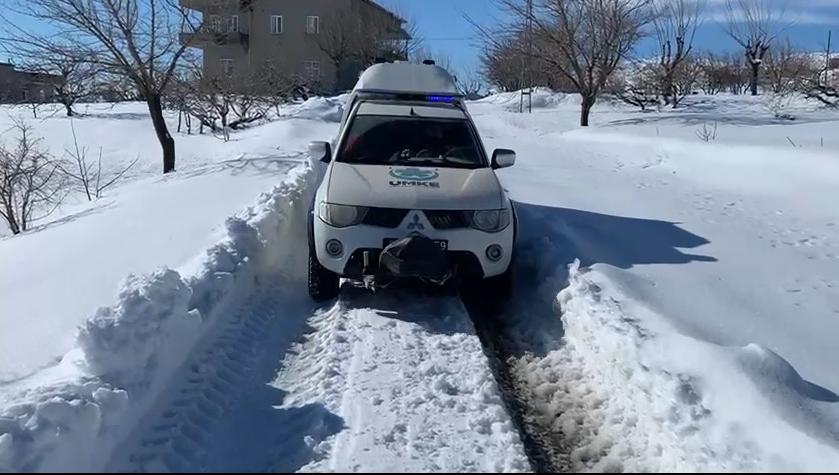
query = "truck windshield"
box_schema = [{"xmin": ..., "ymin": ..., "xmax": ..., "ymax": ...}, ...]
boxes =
[{"xmin": 338, "ymin": 115, "xmax": 485, "ymax": 169}]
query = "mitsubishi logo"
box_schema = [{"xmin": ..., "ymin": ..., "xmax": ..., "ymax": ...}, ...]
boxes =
[{"xmin": 407, "ymin": 213, "xmax": 425, "ymax": 230}]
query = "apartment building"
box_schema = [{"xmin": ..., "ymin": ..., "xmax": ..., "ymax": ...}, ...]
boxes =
[
  {"xmin": 179, "ymin": 0, "xmax": 409, "ymax": 92},
  {"xmin": 0, "ymin": 62, "xmax": 63, "ymax": 104}
]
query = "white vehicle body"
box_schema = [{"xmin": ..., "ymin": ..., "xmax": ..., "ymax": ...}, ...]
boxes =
[{"xmin": 307, "ymin": 63, "xmax": 516, "ymax": 298}]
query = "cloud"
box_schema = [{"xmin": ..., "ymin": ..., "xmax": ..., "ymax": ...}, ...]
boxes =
[
  {"xmin": 704, "ymin": 9, "xmax": 839, "ymax": 25},
  {"xmin": 701, "ymin": 0, "xmax": 839, "ymax": 26}
]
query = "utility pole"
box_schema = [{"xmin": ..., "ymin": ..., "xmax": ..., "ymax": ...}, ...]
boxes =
[
  {"xmin": 826, "ymin": 30, "xmax": 832, "ymax": 85},
  {"xmin": 519, "ymin": 0, "xmax": 533, "ymax": 114}
]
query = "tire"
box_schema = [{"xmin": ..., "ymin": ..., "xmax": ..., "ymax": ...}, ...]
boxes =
[
  {"xmin": 483, "ymin": 265, "xmax": 514, "ymax": 298},
  {"xmin": 308, "ymin": 250, "xmax": 340, "ymax": 301}
]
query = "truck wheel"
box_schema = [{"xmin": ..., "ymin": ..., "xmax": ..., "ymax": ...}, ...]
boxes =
[
  {"xmin": 483, "ymin": 265, "xmax": 514, "ymax": 298},
  {"xmin": 308, "ymin": 250, "xmax": 340, "ymax": 301}
]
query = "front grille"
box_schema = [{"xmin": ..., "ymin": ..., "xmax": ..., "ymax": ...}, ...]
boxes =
[
  {"xmin": 424, "ymin": 210, "xmax": 470, "ymax": 230},
  {"xmin": 362, "ymin": 207, "xmax": 409, "ymax": 228}
]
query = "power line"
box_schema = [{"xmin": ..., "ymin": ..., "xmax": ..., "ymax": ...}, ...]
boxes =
[{"xmin": 418, "ymin": 36, "xmax": 480, "ymax": 42}]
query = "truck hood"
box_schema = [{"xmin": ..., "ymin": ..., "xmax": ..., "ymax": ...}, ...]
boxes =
[{"xmin": 326, "ymin": 163, "xmax": 503, "ymax": 210}]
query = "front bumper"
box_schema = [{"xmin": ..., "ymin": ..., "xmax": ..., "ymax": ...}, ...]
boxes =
[{"xmin": 313, "ymin": 211, "xmax": 514, "ymax": 279}]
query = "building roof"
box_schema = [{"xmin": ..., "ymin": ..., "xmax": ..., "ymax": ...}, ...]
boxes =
[
  {"xmin": 358, "ymin": 0, "xmax": 405, "ymax": 23},
  {"xmin": 354, "ymin": 63, "xmax": 462, "ymax": 97}
]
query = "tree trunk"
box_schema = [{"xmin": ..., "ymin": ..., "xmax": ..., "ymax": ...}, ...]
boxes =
[
  {"xmin": 580, "ymin": 95, "xmax": 596, "ymax": 127},
  {"xmin": 3, "ymin": 207, "xmax": 20, "ymax": 235},
  {"xmin": 750, "ymin": 61, "xmax": 760, "ymax": 96},
  {"xmin": 146, "ymin": 93, "xmax": 176, "ymax": 174},
  {"xmin": 334, "ymin": 61, "xmax": 342, "ymax": 94},
  {"xmin": 65, "ymin": 103, "xmax": 74, "ymax": 117}
]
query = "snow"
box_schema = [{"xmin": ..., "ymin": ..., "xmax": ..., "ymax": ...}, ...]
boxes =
[
  {"xmin": 473, "ymin": 87, "xmax": 574, "ymax": 111},
  {"xmin": 278, "ymin": 95, "xmax": 348, "ymax": 123},
  {"xmin": 280, "ymin": 292, "xmax": 528, "ymax": 473},
  {"xmin": 3, "ymin": 88, "xmax": 839, "ymax": 472},
  {"xmin": 469, "ymin": 91, "xmax": 839, "ymax": 471},
  {"xmin": 1, "ymin": 95, "xmax": 528, "ymax": 473},
  {"xmin": 0, "ymin": 163, "xmax": 316, "ymax": 472},
  {"xmin": 544, "ymin": 261, "xmax": 839, "ymax": 471},
  {"xmin": 0, "ymin": 102, "xmax": 335, "ymax": 381}
]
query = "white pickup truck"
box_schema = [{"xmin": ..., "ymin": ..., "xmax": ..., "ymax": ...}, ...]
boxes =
[{"xmin": 307, "ymin": 62, "xmax": 517, "ymax": 301}]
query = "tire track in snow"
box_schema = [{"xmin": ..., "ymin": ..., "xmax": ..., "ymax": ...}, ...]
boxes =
[
  {"xmin": 460, "ymin": 203, "xmax": 584, "ymax": 473},
  {"xmin": 462, "ymin": 289, "xmax": 572, "ymax": 474},
  {"xmin": 108, "ymin": 278, "xmax": 324, "ymax": 472},
  {"xmin": 276, "ymin": 285, "xmax": 531, "ymax": 473},
  {"xmin": 108, "ymin": 280, "xmax": 533, "ymax": 473}
]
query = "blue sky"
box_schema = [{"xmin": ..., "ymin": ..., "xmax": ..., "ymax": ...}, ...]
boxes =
[
  {"xmin": 3, "ymin": 0, "xmax": 838, "ymax": 77},
  {"xmin": 378, "ymin": 0, "xmax": 839, "ymax": 76}
]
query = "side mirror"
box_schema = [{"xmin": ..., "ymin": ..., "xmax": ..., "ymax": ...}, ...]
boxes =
[
  {"xmin": 491, "ymin": 149, "xmax": 516, "ymax": 169},
  {"xmin": 309, "ymin": 141, "xmax": 332, "ymax": 163}
]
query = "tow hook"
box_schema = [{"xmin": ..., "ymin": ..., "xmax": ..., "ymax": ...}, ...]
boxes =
[{"xmin": 362, "ymin": 251, "xmax": 376, "ymax": 290}]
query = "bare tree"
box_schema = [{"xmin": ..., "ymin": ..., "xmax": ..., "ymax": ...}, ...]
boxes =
[
  {"xmin": 480, "ymin": 30, "xmax": 574, "ymax": 92},
  {"xmin": 16, "ymin": 96, "xmax": 44, "ymax": 119},
  {"xmin": 0, "ymin": 121, "xmax": 67, "ymax": 234},
  {"xmin": 181, "ymin": 69, "xmax": 275, "ymax": 142},
  {"xmin": 313, "ymin": 7, "xmax": 418, "ymax": 92},
  {"xmin": 805, "ymin": 34, "xmax": 839, "ymax": 108},
  {"xmin": 764, "ymin": 37, "xmax": 816, "ymax": 94},
  {"xmin": 695, "ymin": 121, "xmax": 718, "ymax": 142},
  {"xmin": 5, "ymin": 0, "xmax": 202, "ymax": 174},
  {"xmin": 259, "ymin": 62, "xmax": 310, "ymax": 113},
  {"xmin": 651, "ymin": 0, "xmax": 702, "ymax": 107},
  {"xmin": 724, "ymin": 0, "xmax": 785, "ymax": 96},
  {"xmin": 696, "ymin": 52, "xmax": 726, "ymax": 94},
  {"xmin": 481, "ymin": 37, "xmax": 527, "ymax": 92},
  {"xmin": 313, "ymin": 9, "xmax": 366, "ymax": 92},
  {"xmin": 23, "ymin": 55, "xmax": 99, "ymax": 117},
  {"xmin": 454, "ymin": 67, "xmax": 485, "ymax": 99},
  {"xmin": 696, "ymin": 51, "xmax": 751, "ymax": 94},
  {"xmin": 610, "ymin": 62, "xmax": 661, "ymax": 110},
  {"xmin": 479, "ymin": 0, "xmax": 652, "ymax": 126},
  {"xmin": 671, "ymin": 54, "xmax": 702, "ymax": 101},
  {"xmin": 359, "ymin": 9, "xmax": 421, "ymax": 68},
  {"xmin": 62, "ymin": 121, "xmax": 138, "ymax": 200}
]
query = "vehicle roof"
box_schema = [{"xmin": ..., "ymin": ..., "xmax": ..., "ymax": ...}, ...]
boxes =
[
  {"xmin": 356, "ymin": 102, "xmax": 467, "ymax": 119},
  {"xmin": 353, "ymin": 63, "xmax": 461, "ymax": 97}
]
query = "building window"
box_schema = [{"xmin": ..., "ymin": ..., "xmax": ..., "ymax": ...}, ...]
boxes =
[
  {"xmin": 304, "ymin": 60, "xmax": 321, "ymax": 80},
  {"xmin": 228, "ymin": 15, "xmax": 239, "ymax": 33},
  {"xmin": 220, "ymin": 58, "xmax": 233, "ymax": 76},
  {"xmin": 209, "ymin": 15, "xmax": 222, "ymax": 32},
  {"xmin": 270, "ymin": 15, "xmax": 283, "ymax": 34},
  {"xmin": 306, "ymin": 16, "xmax": 320, "ymax": 34}
]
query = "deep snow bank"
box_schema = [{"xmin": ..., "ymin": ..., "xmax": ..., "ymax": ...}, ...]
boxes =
[
  {"xmin": 0, "ymin": 165, "xmax": 315, "ymax": 472},
  {"xmin": 279, "ymin": 94, "xmax": 348, "ymax": 123},
  {"xmin": 475, "ymin": 88, "xmax": 569, "ymax": 111},
  {"xmin": 537, "ymin": 261, "xmax": 839, "ymax": 472}
]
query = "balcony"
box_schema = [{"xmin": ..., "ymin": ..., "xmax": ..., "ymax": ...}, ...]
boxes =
[
  {"xmin": 179, "ymin": 30, "xmax": 249, "ymax": 49},
  {"xmin": 179, "ymin": 0, "xmax": 253, "ymax": 11}
]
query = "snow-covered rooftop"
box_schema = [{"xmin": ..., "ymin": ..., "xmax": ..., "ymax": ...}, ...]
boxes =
[{"xmin": 353, "ymin": 63, "xmax": 461, "ymax": 97}]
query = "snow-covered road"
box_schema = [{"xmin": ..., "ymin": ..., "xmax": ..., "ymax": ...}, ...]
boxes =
[{"xmin": 107, "ymin": 282, "xmax": 530, "ymax": 473}]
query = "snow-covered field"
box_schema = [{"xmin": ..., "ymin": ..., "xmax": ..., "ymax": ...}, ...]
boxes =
[{"xmin": 1, "ymin": 90, "xmax": 838, "ymax": 472}]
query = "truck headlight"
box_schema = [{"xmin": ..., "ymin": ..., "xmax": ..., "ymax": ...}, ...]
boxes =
[
  {"xmin": 319, "ymin": 203, "xmax": 368, "ymax": 228},
  {"xmin": 469, "ymin": 209, "xmax": 511, "ymax": 233}
]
